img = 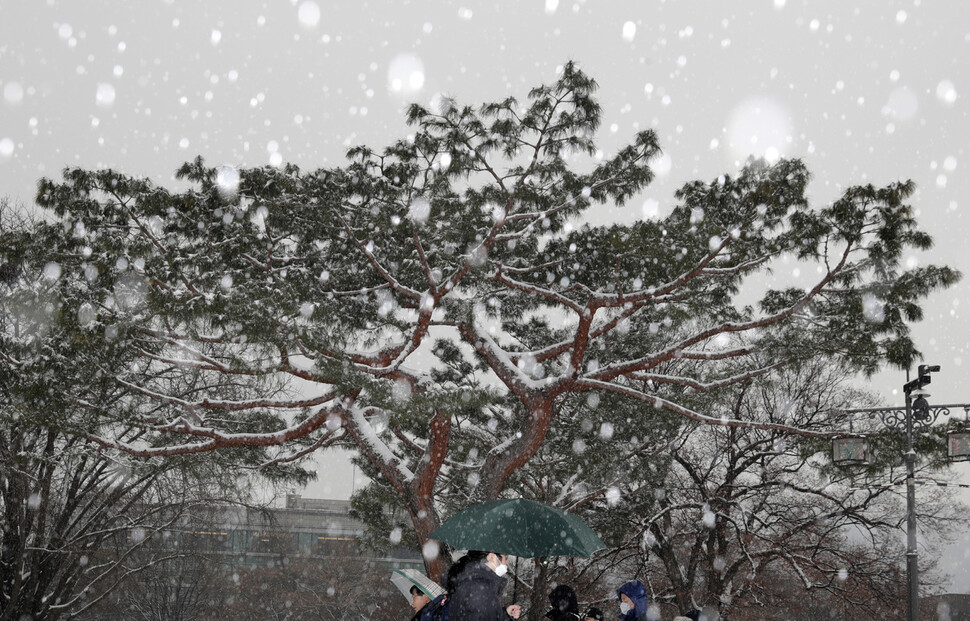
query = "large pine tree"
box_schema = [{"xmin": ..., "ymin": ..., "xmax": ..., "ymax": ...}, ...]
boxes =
[{"xmin": 4, "ymin": 62, "xmax": 958, "ymax": 580}]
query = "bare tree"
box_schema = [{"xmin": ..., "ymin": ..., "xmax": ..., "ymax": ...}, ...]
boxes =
[
  {"xmin": 596, "ymin": 360, "xmax": 964, "ymax": 619},
  {"xmin": 0, "ymin": 415, "xmax": 263, "ymax": 620}
]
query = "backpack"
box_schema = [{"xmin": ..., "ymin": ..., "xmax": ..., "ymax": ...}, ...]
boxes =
[{"xmin": 420, "ymin": 594, "xmax": 449, "ymax": 621}]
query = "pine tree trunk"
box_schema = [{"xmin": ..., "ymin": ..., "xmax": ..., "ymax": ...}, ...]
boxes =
[{"xmin": 525, "ymin": 557, "xmax": 550, "ymax": 621}]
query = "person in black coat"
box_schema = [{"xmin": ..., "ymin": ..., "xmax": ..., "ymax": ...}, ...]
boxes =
[
  {"xmin": 546, "ymin": 585, "xmax": 580, "ymax": 621},
  {"xmin": 446, "ymin": 550, "xmax": 521, "ymax": 621},
  {"xmin": 418, "ymin": 593, "xmax": 449, "ymax": 621}
]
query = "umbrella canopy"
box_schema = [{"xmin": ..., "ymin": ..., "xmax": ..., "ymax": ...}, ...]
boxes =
[
  {"xmin": 429, "ymin": 498, "xmax": 606, "ymax": 558},
  {"xmin": 390, "ymin": 568, "xmax": 445, "ymax": 601}
]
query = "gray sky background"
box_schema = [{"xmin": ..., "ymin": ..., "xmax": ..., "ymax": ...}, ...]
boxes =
[{"xmin": 2, "ymin": 0, "xmax": 968, "ymax": 592}]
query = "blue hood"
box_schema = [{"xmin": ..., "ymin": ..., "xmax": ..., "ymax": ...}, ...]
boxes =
[{"xmin": 616, "ymin": 580, "xmax": 648, "ymax": 620}]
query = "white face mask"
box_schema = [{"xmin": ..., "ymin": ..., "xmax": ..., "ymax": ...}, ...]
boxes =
[
  {"xmin": 619, "ymin": 602, "xmax": 632, "ymax": 615},
  {"xmin": 494, "ymin": 563, "xmax": 508, "ymax": 577}
]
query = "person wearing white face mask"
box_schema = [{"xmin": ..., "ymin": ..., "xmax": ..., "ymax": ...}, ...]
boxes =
[
  {"xmin": 446, "ymin": 550, "xmax": 522, "ymax": 621},
  {"xmin": 615, "ymin": 580, "xmax": 648, "ymax": 621}
]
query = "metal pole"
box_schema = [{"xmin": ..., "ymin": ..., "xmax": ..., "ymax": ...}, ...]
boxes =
[
  {"xmin": 904, "ymin": 387, "xmax": 919, "ymax": 621},
  {"xmin": 844, "ymin": 366, "xmax": 948, "ymax": 620}
]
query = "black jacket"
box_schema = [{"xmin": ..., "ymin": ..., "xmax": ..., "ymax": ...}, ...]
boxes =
[
  {"xmin": 448, "ymin": 560, "xmax": 510, "ymax": 621},
  {"xmin": 546, "ymin": 585, "xmax": 580, "ymax": 621}
]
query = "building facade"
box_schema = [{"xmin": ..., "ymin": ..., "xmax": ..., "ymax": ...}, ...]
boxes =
[{"xmin": 167, "ymin": 494, "xmax": 423, "ymax": 570}]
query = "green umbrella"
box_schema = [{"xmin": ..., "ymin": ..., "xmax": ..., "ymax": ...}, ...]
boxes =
[{"xmin": 429, "ymin": 498, "xmax": 606, "ymax": 558}]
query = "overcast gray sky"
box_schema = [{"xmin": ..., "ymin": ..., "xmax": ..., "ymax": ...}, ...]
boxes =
[{"xmin": 2, "ymin": 0, "xmax": 968, "ymax": 592}]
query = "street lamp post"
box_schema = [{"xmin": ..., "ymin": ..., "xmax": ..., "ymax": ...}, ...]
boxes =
[
  {"xmin": 834, "ymin": 364, "xmax": 961, "ymax": 621},
  {"xmin": 900, "ymin": 366, "xmax": 935, "ymax": 621},
  {"xmin": 829, "ymin": 359, "xmax": 970, "ymax": 621}
]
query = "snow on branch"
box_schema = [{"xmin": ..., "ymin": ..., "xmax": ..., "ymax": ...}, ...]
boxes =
[
  {"xmin": 337, "ymin": 212, "xmax": 422, "ymax": 302},
  {"xmin": 459, "ymin": 320, "xmax": 558, "ymax": 397},
  {"xmin": 588, "ymin": 234, "xmax": 734, "ymax": 308},
  {"xmin": 587, "ymin": 246, "xmax": 852, "ymax": 382},
  {"xmin": 629, "ymin": 363, "xmax": 781, "ymax": 392},
  {"xmin": 575, "ymin": 378, "xmax": 835, "ymax": 438},
  {"xmin": 115, "ymin": 377, "xmax": 336, "ymax": 413},
  {"xmin": 492, "ymin": 269, "xmax": 584, "ymax": 314},
  {"xmin": 86, "ymin": 402, "xmax": 339, "ymax": 457},
  {"xmin": 259, "ymin": 427, "xmax": 343, "ymax": 468},
  {"xmin": 346, "ymin": 403, "xmax": 415, "ymax": 484}
]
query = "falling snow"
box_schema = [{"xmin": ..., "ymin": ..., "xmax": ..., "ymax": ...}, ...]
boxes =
[{"xmin": 2, "ymin": 0, "xmax": 970, "ymax": 610}]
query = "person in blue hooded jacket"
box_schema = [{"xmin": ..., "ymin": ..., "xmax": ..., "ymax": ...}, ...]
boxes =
[{"xmin": 615, "ymin": 580, "xmax": 648, "ymax": 621}]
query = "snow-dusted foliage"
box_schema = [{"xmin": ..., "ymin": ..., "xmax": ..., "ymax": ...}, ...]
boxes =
[
  {"xmin": 0, "ymin": 200, "xmax": 308, "ymax": 619},
  {"xmin": 5, "ymin": 64, "xmax": 959, "ymax": 578}
]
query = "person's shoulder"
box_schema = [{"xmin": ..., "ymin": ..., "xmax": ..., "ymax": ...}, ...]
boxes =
[
  {"xmin": 457, "ymin": 561, "xmax": 497, "ymax": 584},
  {"xmin": 420, "ymin": 595, "xmax": 448, "ymax": 621}
]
